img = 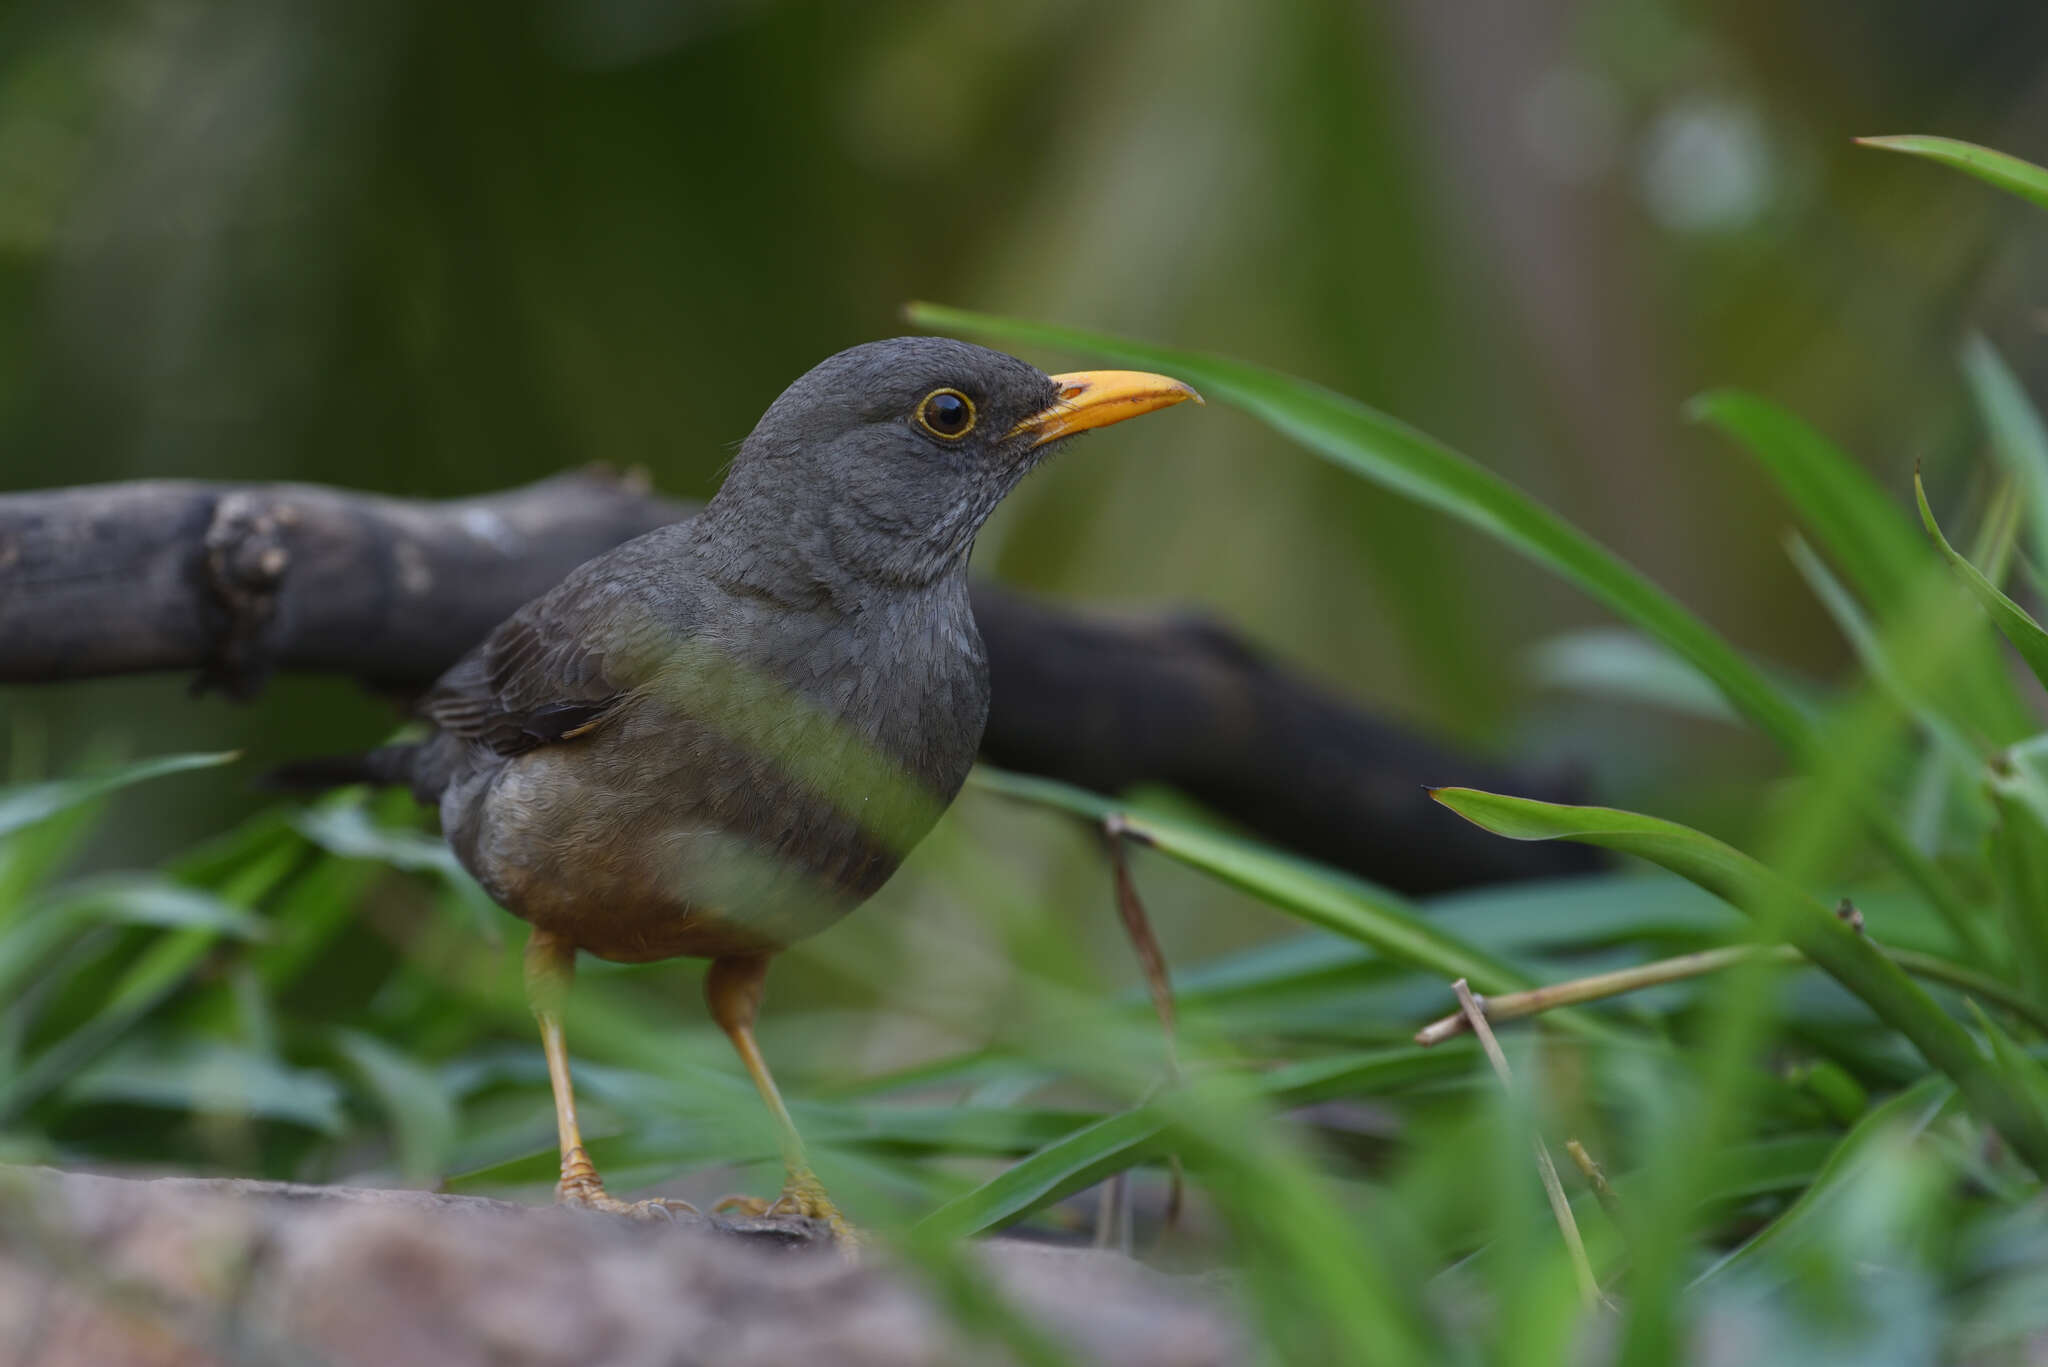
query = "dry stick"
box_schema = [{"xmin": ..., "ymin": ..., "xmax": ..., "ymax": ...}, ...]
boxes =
[
  {"xmin": 1091, "ymin": 1172, "xmax": 1132, "ymax": 1252},
  {"xmin": 1104, "ymin": 815, "xmax": 1181, "ymax": 1075},
  {"xmin": 1414, "ymin": 943, "xmax": 2048, "ymax": 1047},
  {"xmin": 1417, "ymin": 948, "xmax": 1752, "ymax": 1046},
  {"xmin": 1102, "ymin": 815, "xmax": 1186, "ymax": 1237},
  {"xmin": 1453, "ymin": 979, "xmax": 1605, "ymax": 1311},
  {"xmin": 1564, "ymin": 1139, "xmax": 1627, "ymax": 1236}
]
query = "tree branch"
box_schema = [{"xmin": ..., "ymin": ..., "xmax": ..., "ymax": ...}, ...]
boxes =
[
  {"xmin": 0, "ymin": 1165, "xmax": 1240, "ymax": 1366},
  {"xmin": 0, "ymin": 470, "xmax": 1597, "ymax": 893}
]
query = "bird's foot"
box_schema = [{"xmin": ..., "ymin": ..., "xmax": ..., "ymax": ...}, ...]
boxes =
[
  {"xmin": 555, "ymin": 1145, "xmax": 698, "ymax": 1222},
  {"xmin": 714, "ymin": 1166, "xmax": 856, "ymax": 1244}
]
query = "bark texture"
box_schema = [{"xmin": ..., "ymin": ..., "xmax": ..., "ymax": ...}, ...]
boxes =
[{"xmin": 0, "ymin": 1166, "xmax": 1240, "ymax": 1367}]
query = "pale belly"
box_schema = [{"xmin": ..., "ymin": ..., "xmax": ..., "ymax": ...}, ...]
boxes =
[
  {"xmin": 438, "ymin": 581, "xmax": 989, "ymax": 964},
  {"xmin": 444, "ymin": 718, "xmax": 933, "ymax": 964}
]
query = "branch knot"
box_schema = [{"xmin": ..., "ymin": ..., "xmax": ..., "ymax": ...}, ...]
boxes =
[{"xmin": 198, "ymin": 492, "xmax": 296, "ymax": 697}]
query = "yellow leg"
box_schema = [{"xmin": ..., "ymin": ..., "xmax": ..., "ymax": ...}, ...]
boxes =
[
  {"xmin": 704, "ymin": 953, "xmax": 853, "ymax": 1241},
  {"xmin": 525, "ymin": 929, "xmax": 695, "ymax": 1221}
]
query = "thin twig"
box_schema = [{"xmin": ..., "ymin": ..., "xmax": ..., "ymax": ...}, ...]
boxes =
[
  {"xmin": 1103, "ymin": 814, "xmax": 1184, "ymax": 1234},
  {"xmin": 1104, "ymin": 815, "xmax": 1180, "ymax": 1074},
  {"xmin": 1092, "ymin": 1170, "xmax": 1133, "ymax": 1253},
  {"xmin": 1415, "ymin": 943, "xmax": 2048, "ymax": 1046},
  {"xmin": 1454, "ymin": 979, "xmax": 1604, "ymax": 1311},
  {"xmin": 1565, "ymin": 1138, "xmax": 1627, "ymax": 1236},
  {"xmin": 1162, "ymin": 1153, "xmax": 1185, "ymax": 1233},
  {"xmin": 1416, "ymin": 948, "xmax": 1752, "ymax": 1045}
]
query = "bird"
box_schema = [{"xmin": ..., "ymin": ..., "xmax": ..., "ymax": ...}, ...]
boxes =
[{"xmin": 299, "ymin": 337, "xmax": 1199, "ymax": 1235}]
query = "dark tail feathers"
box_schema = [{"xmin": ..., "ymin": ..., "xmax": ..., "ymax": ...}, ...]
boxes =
[{"xmin": 261, "ymin": 744, "xmax": 420, "ymax": 795}]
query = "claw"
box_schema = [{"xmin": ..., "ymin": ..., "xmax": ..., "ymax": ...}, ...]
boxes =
[
  {"xmin": 713, "ymin": 1166, "xmax": 856, "ymax": 1245},
  {"xmin": 560, "ymin": 1190, "xmax": 699, "ymax": 1222},
  {"xmin": 555, "ymin": 1143, "xmax": 698, "ymax": 1222}
]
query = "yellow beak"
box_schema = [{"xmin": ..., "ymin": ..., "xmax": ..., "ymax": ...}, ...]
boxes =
[{"xmin": 1008, "ymin": 370, "xmax": 1203, "ymax": 448}]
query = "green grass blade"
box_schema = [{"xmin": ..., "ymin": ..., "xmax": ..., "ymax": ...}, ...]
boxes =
[
  {"xmin": 49, "ymin": 877, "xmax": 271, "ymax": 939},
  {"xmin": 293, "ymin": 802, "xmax": 474, "ymax": 880},
  {"xmin": 332, "ymin": 1028, "xmax": 461, "ymax": 1184},
  {"xmin": 1915, "ymin": 473, "xmax": 2048, "ymax": 688},
  {"xmin": 1858, "ymin": 135, "xmax": 2048, "ymax": 213},
  {"xmin": 916, "ymin": 305, "xmax": 1978, "ymax": 937},
  {"xmin": 1963, "ymin": 337, "xmax": 2048, "ymax": 573},
  {"xmin": 1690, "ymin": 392, "xmax": 1926, "ymax": 614},
  {"xmin": 920, "ymin": 1044, "xmax": 1474, "ymax": 1238},
  {"xmin": 1988, "ymin": 788, "xmax": 2048, "ymax": 1005},
  {"xmin": 0, "ymin": 752, "xmax": 240, "ymax": 842},
  {"xmin": 916, "ymin": 1109, "xmax": 1166, "ymax": 1240},
  {"xmin": 63, "ymin": 1036, "xmax": 347, "ymax": 1134},
  {"xmin": 1969, "ymin": 998, "xmax": 2048, "ymax": 1118},
  {"xmin": 1528, "ymin": 628, "xmax": 1742, "ymax": 722},
  {"xmin": 1784, "ymin": 535, "xmax": 1985, "ymax": 775},
  {"xmin": 1115, "ymin": 815, "xmax": 1531, "ymax": 993},
  {"xmin": 1698, "ymin": 389, "xmax": 2032, "ymax": 744},
  {"xmin": 1430, "ymin": 787, "xmax": 2048, "ymax": 1177},
  {"xmin": 1697, "ymin": 1074, "xmax": 1955, "ymax": 1279},
  {"xmin": 0, "ymin": 926, "xmax": 224, "ymax": 1120},
  {"xmin": 1988, "ymin": 733, "xmax": 2048, "ymax": 999},
  {"xmin": 971, "ymin": 767, "xmax": 1530, "ymax": 996},
  {"xmin": 910, "ymin": 302, "xmax": 1805, "ymax": 748}
]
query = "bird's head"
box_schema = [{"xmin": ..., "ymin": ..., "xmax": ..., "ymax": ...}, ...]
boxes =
[{"xmin": 710, "ymin": 337, "xmax": 1199, "ymax": 589}]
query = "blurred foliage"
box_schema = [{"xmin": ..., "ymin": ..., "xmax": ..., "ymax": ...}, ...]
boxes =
[
  {"xmin": 10, "ymin": 2, "xmax": 2048, "ymax": 1362},
  {"xmin": 5, "ymin": 0, "xmax": 2048, "ymax": 840}
]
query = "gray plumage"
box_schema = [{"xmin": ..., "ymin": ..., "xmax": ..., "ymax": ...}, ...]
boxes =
[{"xmin": 391, "ymin": 338, "xmax": 1064, "ymax": 962}]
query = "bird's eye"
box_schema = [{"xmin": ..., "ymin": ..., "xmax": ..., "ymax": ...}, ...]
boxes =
[{"xmin": 915, "ymin": 388, "xmax": 976, "ymax": 439}]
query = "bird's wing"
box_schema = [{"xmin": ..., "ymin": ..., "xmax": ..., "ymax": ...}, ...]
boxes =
[{"xmin": 421, "ymin": 531, "xmax": 685, "ymax": 757}]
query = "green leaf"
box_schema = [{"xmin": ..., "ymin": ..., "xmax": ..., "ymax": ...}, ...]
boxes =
[
  {"xmin": 1858, "ymin": 135, "xmax": 2048, "ymax": 214},
  {"xmin": 247, "ymin": 851, "xmax": 387, "ymax": 991},
  {"xmin": 48, "ymin": 876, "xmax": 270, "ymax": 940},
  {"xmin": 64, "ymin": 1036, "xmax": 346, "ymax": 1133},
  {"xmin": 971, "ymin": 767, "xmax": 1531, "ymax": 997},
  {"xmin": 1963, "ymin": 337, "xmax": 2048, "ymax": 573},
  {"xmin": 0, "ymin": 926, "xmax": 223, "ymax": 1121},
  {"xmin": 1784, "ymin": 535, "xmax": 1984, "ymax": 779},
  {"xmin": 0, "ymin": 752, "xmax": 240, "ymax": 842},
  {"xmin": 919, "ymin": 1044, "xmax": 1474, "ymax": 1238},
  {"xmin": 0, "ymin": 878, "xmax": 269, "ymax": 1010},
  {"xmin": 914, "ymin": 1110, "xmax": 1165, "ymax": 1240},
  {"xmin": 1698, "ymin": 387, "xmax": 2032, "ymax": 745},
  {"xmin": 911, "ymin": 303, "xmax": 1804, "ymax": 747},
  {"xmin": 1528, "ymin": 628, "xmax": 1740, "ymax": 722},
  {"xmin": 1648, "ymin": 1133, "xmax": 1842, "ymax": 1211},
  {"xmin": 1966, "ymin": 1000, "xmax": 2048, "ymax": 1138},
  {"xmin": 0, "ymin": 752, "xmax": 243, "ymax": 915},
  {"xmin": 333, "ymin": 1028, "xmax": 460, "ymax": 1183},
  {"xmin": 1431, "ymin": 787, "xmax": 2048, "ymax": 1177},
  {"xmin": 293, "ymin": 802, "xmax": 473, "ymax": 881},
  {"xmin": 1690, "ymin": 392, "xmax": 1926, "ymax": 615},
  {"xmin": 1698, "ymin": 1074, "xmax": 1955, "ymax": 1278},
  {"xmin": 0, "ymin": 835, "xmax": 299, "ymax": 1123},
  {"xmin": 1987, "ymin": 736, "xmax": 2048, "ymax": 1000},
  {"xmin": 1915, "ymin": 472, "xmax": 2048, "ymax": 688},
  {"xmin": 915, "ymin": 305, "xmax": 1976, "ymax": 944}
]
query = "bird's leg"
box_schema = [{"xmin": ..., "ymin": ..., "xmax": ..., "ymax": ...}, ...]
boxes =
[
  {"xmin": 704, "ymin": 953, "xmax": 853, "ymax": 1240},
  {"xmin": 525, "ymin": 928, "xmax": 696, "ymax": 1221}
]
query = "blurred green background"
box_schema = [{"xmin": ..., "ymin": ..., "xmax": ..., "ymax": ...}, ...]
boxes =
[
  {"xmin": 7, "ymin": 0, "xmax": 2048, "ymax": 1198},
  {"xmin": 11, "ymin": 0, "xmax": 2048, "ymax": 839}
]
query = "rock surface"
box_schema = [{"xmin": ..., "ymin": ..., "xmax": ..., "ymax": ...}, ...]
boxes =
[{"xmin": 0, "ymin": 1167, "xmax": 1240, "ymax": 1366}]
